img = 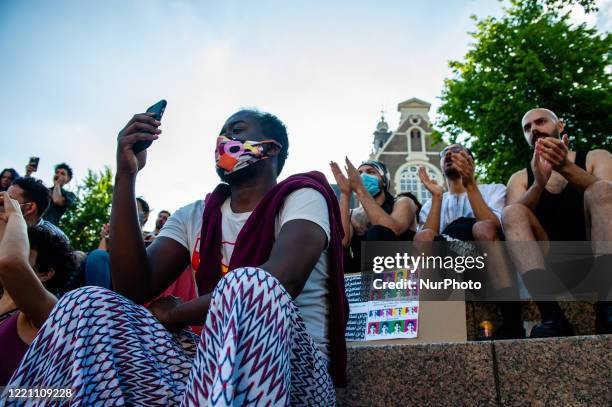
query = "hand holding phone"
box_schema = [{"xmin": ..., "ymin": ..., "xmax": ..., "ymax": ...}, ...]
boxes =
[
  {"xmin": 133, "ymin": 100, "xmax": 167, "ymax": 155},
  {"xmin": 26, "ymin": 157, "xmax": 39, "ymax": 176},
  {"xmin": 116, "ymin": 100, "xmax": 166, "ymax": 176}
]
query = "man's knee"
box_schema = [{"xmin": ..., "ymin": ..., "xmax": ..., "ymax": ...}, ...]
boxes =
[
  {"xmin": 472, "ymin": 220, "xmax": 500, "ymax": 241},
  {"xmin": 584, "ymin": 180, "xmax": 612, "ymax": 210},
  {"xmin": 415, "ymin": 229, "xmax": 436, "ymax": 242},
  {"xmin": 502, "ymin": 203, "xmax": 531, "ymax": 229}
]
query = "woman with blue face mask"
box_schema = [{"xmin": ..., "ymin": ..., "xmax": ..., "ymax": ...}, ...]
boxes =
[{"xmin": 330, "ymin": 158, "xmax": 419, "ymax": 274}]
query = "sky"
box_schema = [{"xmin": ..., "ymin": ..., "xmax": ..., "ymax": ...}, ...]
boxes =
[{"xmin": 1, "ymin": 0, "xmax": 609, "ymax": 229}]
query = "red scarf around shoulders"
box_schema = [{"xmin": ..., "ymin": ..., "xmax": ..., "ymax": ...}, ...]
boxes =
[{"xmin": 197, "ymin": 171, "xmax": 348, "ymax": 386}]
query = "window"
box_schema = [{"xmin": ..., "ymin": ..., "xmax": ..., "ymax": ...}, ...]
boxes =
[
  {"xmin": 410, "ymin": 129, "xmax": 422, "ymax": 152},
  {"xmin": 398, "ymin": 165, "xmax": 441, "ymax": 203}
]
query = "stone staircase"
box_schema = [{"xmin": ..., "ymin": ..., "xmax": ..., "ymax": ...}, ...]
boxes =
[{"xmin": 336, "ymin": 334, "xmax": 611, "ymax": 406}]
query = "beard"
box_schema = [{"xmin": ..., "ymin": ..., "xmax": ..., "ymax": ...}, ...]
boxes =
[
  {"xmin": 442, "ymin": 155, "xmax": 461, "ymax": 179},
  {"xmin": 216, "ymin": 159, "xmax": 267, "ymax": 185},
  {"xmin": 444, "ymin": 166, "xmax": 461, "ymax": 179},
  {"xmin": 531, "ymin": 127, "xmax": 560, "ymax": 147}
]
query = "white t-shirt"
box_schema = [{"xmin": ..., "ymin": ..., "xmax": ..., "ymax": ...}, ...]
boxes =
[
  {"xmin": 418, "ymin": 184, "xmax": 506, "ymax": 233},
  {"xmin": 158, "ymin": 188, "xmax": 331, "ymax": 360}
]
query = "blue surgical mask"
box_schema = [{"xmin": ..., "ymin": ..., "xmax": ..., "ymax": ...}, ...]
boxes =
[{"xmin": 361, "ymin": 173, "xmax": 381, "ymax": 196}]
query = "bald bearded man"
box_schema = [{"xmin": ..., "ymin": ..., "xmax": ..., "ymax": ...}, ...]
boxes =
[{"xmin": 503, "ymin": 108, "xmax": 612, "ymax": 337}]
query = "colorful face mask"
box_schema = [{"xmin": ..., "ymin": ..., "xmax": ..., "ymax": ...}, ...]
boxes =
[
  {"xmin": 215, "ymin": 135, "xmax": 282, "ymax": 174},
  {"xmin": 361, "ymin": 173, "xmax": 381, "ymax": 196}
]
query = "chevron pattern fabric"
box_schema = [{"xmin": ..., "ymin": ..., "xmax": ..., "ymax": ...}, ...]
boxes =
[
  {"xmin": 6, "ymin": 285, "xmax": 198, "ymax": 406},
  {"xmin": 6, "ymin": 268, "xmax": 334, "ymax": 406},
  {"xmin": 182, "ymin": 267, "xmax": 335, "ymax": 407}
]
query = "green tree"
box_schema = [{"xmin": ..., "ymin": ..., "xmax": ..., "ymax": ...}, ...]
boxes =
[
  {"xmin": 60, "ymin": 167, "xmax": 114, "ymax": 252},
  {"xmin": 437, "ymin": 0, "xmax": 611, "ymax": 183}
]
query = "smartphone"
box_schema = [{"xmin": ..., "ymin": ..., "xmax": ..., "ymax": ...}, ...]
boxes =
[
  {"xmin": 29, "ymin": 157, "xmax": 40, "ymax": 171},
  {"xmin": 133, "ymin": 99, "xmax": 167, "ymax": 155}
]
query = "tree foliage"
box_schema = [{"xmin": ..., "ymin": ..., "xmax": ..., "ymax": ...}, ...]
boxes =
[
  {"xmin": 437, "ymin": 0, "xmax": 611, "ymax": 183},
  {"xmin": 60, "ymin": 167, "xmax": 113, "ymax": 252}
]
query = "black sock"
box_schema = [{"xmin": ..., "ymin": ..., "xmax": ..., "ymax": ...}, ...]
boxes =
[{"xmin": 535, "ymin": 301, "xmax": 566, "ymax": 321}]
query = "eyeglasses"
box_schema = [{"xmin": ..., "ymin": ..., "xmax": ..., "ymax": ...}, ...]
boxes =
[{"xmin": 439, "ymin": 145, "xmax": 465, "ymax": 158}]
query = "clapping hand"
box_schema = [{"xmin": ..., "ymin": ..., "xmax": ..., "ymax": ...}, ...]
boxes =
[
  {"xmin": 330, "ymin": 161, "xmax": 351, "ymax": 195},
  {"xmin": 451, "ymin": 151, "xmax": 476, "ymax": 187},
  {"xmin": 345, "ymin": 157, "xmax": 364, "ymax": 193},
  {"xmin": 536, "ymin": 134, "xmax": 569, "ymax": 171},
  {"xmin": 531, "ymin": 146, "xmax": 553, "ymax": 187},
  {"xmin": 418, "ymin": 167, "xmax": 443, "ymax": 197}
]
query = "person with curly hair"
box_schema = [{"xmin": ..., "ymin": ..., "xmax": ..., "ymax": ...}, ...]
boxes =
[
  {"xmin": 0, "ymin": 168, "xmax": 20, "ymax": 192},
  {"xmin": 0, "ymin": 192, "xmax": 77, "ymax": 385}
]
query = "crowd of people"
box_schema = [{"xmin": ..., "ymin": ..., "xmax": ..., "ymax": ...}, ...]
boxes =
[{"xmin": 0, "ymin": 107, "xmax": 610, "ymax": 405}]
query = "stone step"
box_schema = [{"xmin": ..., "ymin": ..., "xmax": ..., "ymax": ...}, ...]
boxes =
[{"xmin": 336, "ymin": 334, "xmax": 611, "ymax": 406}]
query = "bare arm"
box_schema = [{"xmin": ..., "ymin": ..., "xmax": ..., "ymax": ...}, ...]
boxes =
[
  {"xmin": 422, "ymin": 194, "xmax": 443, "ymax": 234},
  {"xmin": 354, "ymin": 188, "xmax": 413, "ymax": 234},
  {"xmin": 559, "ymin": 149, "xmax": 612, "ymax": 190},
  {"xmin": 539, "ymin": 136, "xmax": 600, "ymax": 192},
  {"xmin": 330, "ymin": 161, "xmax": 353, "ymax": 247},
  {"xmin": 339, "ymin": 193, "xmax": 353, "ymax": 247},
  {"xmin": 260, "ymin": 219, "xmax": 327, "ymax": 297},
  {"xmin": 506, "ymin": 170, "xmax": 528, "ymax": 204},
  {"xmin": 558, "ymin": 163, "xmax": 599, "ymax": 192},
  {"xmin": 97, "ymin": 223, "xmax": 109, "ymax": 250},
  {"xmin": 51, "ymin": 183, "xmax": 67, "ymax": 206},
  {"xmin": 345, "ymin": 158, "xmax": 413, "ymax": 236},
  {"xmin": 158, "ymin": 219, "xmax": 327, "ymax": 329},
  {"xmin": 452, "ymin": 151, "xmax": 500, "ymax": 227},
  {"xmin": 508, "ymin": 147, "xmax": 551, "ymax": 210},
  {"xmin": 465, "ymin": 185, "xmax": 501, "ymax": 227},
  {"xmin": 110, "ymin": 173, "xmax": 150, "ymax": 299},
  {"xmin": 418, "ymin": 167, "xmax": 444, "ymax": 234},
  {"xmin": 0, "ymin": 193, "xmax": 57, "ymax": 328},
  {"xmin": 110, "ymin": 112, "xmax": 188, "ymax": 303}
]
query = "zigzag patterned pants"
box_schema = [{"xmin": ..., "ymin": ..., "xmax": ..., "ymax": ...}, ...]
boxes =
[{"xmin": 6, "ymin": 267, "xmax": 335, "ymax": 406}]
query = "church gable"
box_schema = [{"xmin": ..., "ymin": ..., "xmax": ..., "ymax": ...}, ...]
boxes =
[
  {"xmin": 368, "ymin": 97, "xmax": 447, "ymax": 202},
  {"xmin": 397, "ymin": 97, "xmax": 431, "ymax": 110},
  {"xmin": 397, "ymin": 114, "xmax": 433, "ymax": 133},
  {"xmin": 379, "ymin": 131, "xmax": 407, "ymax": 153}
]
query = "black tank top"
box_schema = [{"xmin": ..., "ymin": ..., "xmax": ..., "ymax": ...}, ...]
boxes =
[{"xmin": 526, "ymin": 151, "xmax": 587, "ymax": 241}]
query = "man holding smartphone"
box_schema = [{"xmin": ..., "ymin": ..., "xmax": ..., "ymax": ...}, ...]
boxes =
[
  {"xmin": 42, "ymin": 163, "xmax": 76, "ymax": 226},
  {"xmin": 9, "ymin": 107, "xmax": 347, "ymax": 406},
  {"xmin": 24, "ymin": 157, "xmax": 39, "ymax": 177}
]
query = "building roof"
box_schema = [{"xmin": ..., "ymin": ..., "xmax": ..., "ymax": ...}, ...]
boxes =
[{"xmin": 397, "ymin": 97, "xmax": 431, "ymax": 110}]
